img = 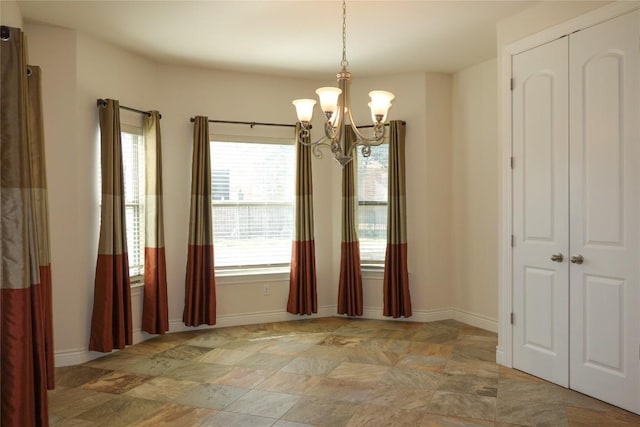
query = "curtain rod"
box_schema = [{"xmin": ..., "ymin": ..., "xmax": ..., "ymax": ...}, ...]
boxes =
[
  {"xmin": 189, "ymin": 117, "xmax": 296, "ymax": 128},
  {"xmin": 97, "ymin": 99, "xmax": 161, "ymax": 119},
  {"xmin": 358, "ymin": 121, "xmax": 405, "ymax": 129},
  {"xmin": 188, "ymin": 117, "xmax": 406, "ymax": 129}
]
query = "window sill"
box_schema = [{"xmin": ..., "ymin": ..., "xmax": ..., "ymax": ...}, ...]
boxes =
[
  {"xmin": 215, "ymin": 266, "xmax": 290, "ymax": 285},
  {"xmin": 361, "ymin": 265, "xmax": 384, "ymax": 280},
  {"xmin": 130, "ymin": 277, "xmax": 144, "ymax": 289}
]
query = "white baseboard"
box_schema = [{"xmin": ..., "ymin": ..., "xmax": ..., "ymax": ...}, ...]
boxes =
[
  {"xmin": 451, "ymin": 308, "xmax": 498, "ymax": 333},
  {"xmin": 360, "ymin": 307, "xmax": 454, "ymax": 323},
  {"xmin": 167, "ymin": 305, "xmax": 337, "ymax": 333},
  {"xmin": 54, "ymin": 348, "xmax": 103, "ymax": 367},
  {"xmin": 495, "ymin": 348, "xmax": 508, "ymax": 366},
  {"xmin": 54, "ymin": 330, "xmax": 157, "ymax": 367},
  {"xmin": 54, "ymin": 305, "xmax": 498, "ymax": 367}
]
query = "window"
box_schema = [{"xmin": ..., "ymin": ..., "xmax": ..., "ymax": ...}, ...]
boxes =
[
  {"xmin": 357, "ymin": 142, "xmax": 388, "ymax": 265},
  {"xmin": 210, "ymin": 140, "xmax": 295, "ymax": 270},
  {"xmin": 121, "ymin": 130, "xmax": 145, "ymax": 278}
]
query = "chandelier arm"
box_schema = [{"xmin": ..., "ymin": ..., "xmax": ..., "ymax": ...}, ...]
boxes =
[
  {"xmin": 298, "ymin": 134, "xmax": 332, "ymax": 148},
  {"xmin": 344, "ymin": 102, "xmax": 386, "ymax": 144}
]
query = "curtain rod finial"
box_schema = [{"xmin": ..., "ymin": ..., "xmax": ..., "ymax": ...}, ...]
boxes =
[{"xmin": 0, "ymin": 26, "xmax": 10, "ymax": 41}]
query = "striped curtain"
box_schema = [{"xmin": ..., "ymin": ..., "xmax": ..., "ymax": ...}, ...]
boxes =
[
  {"xmin": 142, "ymin": 111, "xmax": 169, "ymax": 334},
  {"xmin": 89, "ymin": 98, "xmax": 133, "ymax": 352},
  {"xmin": 287, "ymin": 123, "xmax": 318, "ymax": 315},
  {"xmin": 383, "ymin": 121, "xmax": 412, "ymax": 317},
  {"xmin": 337, "ymin": 127, "xmax": 363, "ymax": 316},
  {"xmin": 1, "ymin": 26, "xmax": 55, "ymax": 426},
  {"xmin": 183, "ymin": 116, "xmax": 216, "ymax": 326}
]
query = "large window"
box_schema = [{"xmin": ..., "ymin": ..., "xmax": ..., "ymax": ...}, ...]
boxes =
[
  {"xmin": 210, "ymin": 140, "xmax": 295, "ymax": 270},
  {"xmin": 121, "ymin": 130, "xmax": 145, "ymax": 278},
  {"xmin": 357, "ymin": 143, "xmax": 388, "ymax": 265}
]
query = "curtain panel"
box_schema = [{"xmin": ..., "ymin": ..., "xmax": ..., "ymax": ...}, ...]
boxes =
[
  {"xmin": 1, "ymin": 25, "xmax": 55, "ymax": 427},
  {"xmin": 337, "ymin": 127, "xmax": 363, "ymax": 316},
  {"xmin": 183, "ymin": 116, "xmax": 216, "ymax": 326},
  {"xmin": 89, "ymin": 98, "xmax": 133, "ymax": 352},
  {"xmin": 383, "ymin": 120, "xmax": 412, "ymax": 318},
  {"xmin": 142, "ymin": 111, "xmax": 169, "ymax": 334},
  {"xmin": 287, "ymin": 123, "xmax": 318, "ymax": 315}
]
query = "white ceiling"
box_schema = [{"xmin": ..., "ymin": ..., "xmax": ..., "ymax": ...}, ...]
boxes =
[{"xmin": 18, "ymin": 0, "xmax": 537, "ymax": 78}]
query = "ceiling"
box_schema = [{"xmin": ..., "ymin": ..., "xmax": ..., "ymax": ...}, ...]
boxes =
[{"xmin": 18, "ymin": 0, "xmax": 537, "ymax": 78}]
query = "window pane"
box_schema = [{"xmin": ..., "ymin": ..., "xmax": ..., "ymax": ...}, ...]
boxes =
[
  {"xmin": 121, "ymin": 132, "xmax": 145, "ymax": 277},
  {"xmin": 211, "ymin": 141, "xmax": 294, "ymax": 268},
  {"xmin": 357, "ymin": 143, "xmax": 388, "ymax": 263}
]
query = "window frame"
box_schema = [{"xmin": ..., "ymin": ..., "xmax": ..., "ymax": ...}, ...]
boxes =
[
  {"xmin": 356, "ymin": 138, "xmax": 389, "ymax": 268},
  {"xmin": 209, "ymin": 134, "xmax": 295, "ymax": 276},
  {"xmin": 120, "ymin": 124, "xmax": 145, "ymax": 284}
]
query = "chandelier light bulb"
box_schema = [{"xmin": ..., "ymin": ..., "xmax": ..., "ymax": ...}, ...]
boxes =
[
  {"xmin": 292, "ymin": 99, "xmax": 316, "ymax": 122},
  {"xmin": 368, "ymin": 102, "xmax": 389, "ymax": 124},
  {"xmin": 368, "ymin": 90, "xmax": 395, "ymax": 122},
  {"xmin": 315, "ymin": 87, "xmax": 342, "ymax": 116}
]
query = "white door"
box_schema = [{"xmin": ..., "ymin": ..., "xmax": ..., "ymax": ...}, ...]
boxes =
[
  {"xmin": 512, "ymin": 36, "xmax": 570, "ymax": 387},
  {"xmin": 569, "ymin": 10, "xmax": 640, "ymax": 414}
]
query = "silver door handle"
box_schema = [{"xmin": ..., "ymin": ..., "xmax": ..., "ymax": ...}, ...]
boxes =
[
  {"xmin": 550, "ymin": 253, "xmax": 564, "ymax": 262},
  {"xmin": 570, "ymin": 254, "xmax": 584, "ymax": 264}
]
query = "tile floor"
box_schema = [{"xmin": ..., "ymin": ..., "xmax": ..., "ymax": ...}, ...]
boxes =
[{"xmin": 49, "ymin": 317, "xmax": 640, "ymax": 426}]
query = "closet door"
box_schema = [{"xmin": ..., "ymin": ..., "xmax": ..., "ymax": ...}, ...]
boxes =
[
  {"xmin": 512, "ymin": 36, "xmax": 570, "ymax": 387},
  {"xmin": 569, "ymin": 10, "xmax": 640, "ymax": 413}
]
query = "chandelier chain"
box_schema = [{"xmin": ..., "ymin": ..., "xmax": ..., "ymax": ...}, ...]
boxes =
[{"xmin": 341, "ymin": 0, "xmax": 349, "ymax": 69}]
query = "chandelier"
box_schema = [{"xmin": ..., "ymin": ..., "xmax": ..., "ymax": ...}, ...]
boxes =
[{"xmin": 292, "ymin": 0, "xmax": 395, "ymax": 167}]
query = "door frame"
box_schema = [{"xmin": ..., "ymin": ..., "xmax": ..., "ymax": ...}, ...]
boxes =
[{"xmin": 497, "ymin": 0, "xmax": 640, "ymax": 368}]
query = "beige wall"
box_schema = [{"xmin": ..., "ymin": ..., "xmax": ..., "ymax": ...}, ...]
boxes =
[
  {"xmin": 0, "ymin": 0, "xmax": 22, "ymax": 27},
  {"xmin": 22, "ymin": 2, "xmax": 617, "ymax": 363},
  {"xmin": 23, "ymin": 21, "xmax": 456, "ymax": 363},
  {"xmin": 351, "ymin": 73, "xmax": 454, "ymax": 315},
  {"xmin": 452, "ymin": 58, "xmax": 499, "ymax": 323}
]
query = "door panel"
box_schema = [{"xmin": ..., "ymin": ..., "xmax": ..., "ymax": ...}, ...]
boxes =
[
  {"xmin": 523, "ymin": 267, "xmax": 556, "ymax": 352},
  {"xmin": 512, "ymin": 36, "xmax": 569, "ymax": 386},
  {"xmin": 569, "ymin": 10, "xmax": 640, "ymax": 413},
  {"xmin": 583, "ymin": 52, "xmax": 624, "ymax": 246},
  {"xmin": 583, "ymin": 275, "xmax": 625, "ymax": 373}
]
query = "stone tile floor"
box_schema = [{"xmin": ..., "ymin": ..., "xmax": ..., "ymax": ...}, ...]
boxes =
[{"xmin": 49, "ymin": 317, "xmax": 640, "ymax": 426}]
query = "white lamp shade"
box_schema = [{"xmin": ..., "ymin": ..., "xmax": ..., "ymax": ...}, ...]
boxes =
[
  {"xmin": 315, "ymin": 87, "xmax": 342, "ymax": 114},
  {"xmin": 368, "ymin": 90, "xmax": 395, "ymax": 122},
  {"xmin": 368, "ymin": 102, "xmax": 390, "ymax": 123},
  {"xmin": 292, "ymin": 99, "xmax": 316, "ymax": 122}
]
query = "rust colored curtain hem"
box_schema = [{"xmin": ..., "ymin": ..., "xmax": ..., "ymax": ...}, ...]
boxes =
[
  {"xmin": 183, "ymin": 244, "xmax": 216, "ymax": 327},
  {"xmin": 337, "ymin": 241, "xmax": 363, "ymax": 317},
  {"xmin": 89, "ymin": 254, "xmax": 132, "ymax": 352},
  {"xmin": 287, "ymin": 240, "xmax": 317, "ymax": 315},
  {"xmin": 1, "ymin": 287, "xmax": 50, "ymax": 427},
  {"xmin": 142, "ymin": 247, "xmax": 169, "ymax": 334},
  {"xmin": 383, "ymin": 243, "xmax": 412, "ymax": 318}
]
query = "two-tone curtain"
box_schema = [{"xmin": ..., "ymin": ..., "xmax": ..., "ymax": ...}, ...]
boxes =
[
  {"xmin": 383, "ymin": 120, "xmax": 412, "ymax": 317},
  {"xmin": 337, "ymin": 127, "xmax": 363, "ymax": 316},
  {"xmin": 1, "ymin": 25, "xmax": 55, "ymax": 426},
  {"xmin": 89, "ymin": 98, "xmax": 133, "ymax": 352},
  {"xmin": 287, "ymin": 123, "xmax": 318, "ymax": 315},
  {"xmin": 183, "ymin": 116, "xmax": 216, "ymax": 326},
  {"xmin": 142, "ymin": 111, "xmax": 169, "ymax": 334}
]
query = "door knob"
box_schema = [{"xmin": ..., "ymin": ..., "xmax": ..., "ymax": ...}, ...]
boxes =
[
  {"xmin": 570, "ymin": 254, "xmax": 584, "ymax": 264},
  {"xmin": 550, "ymin": 253, "xmax": 564, "ymax": 262}
]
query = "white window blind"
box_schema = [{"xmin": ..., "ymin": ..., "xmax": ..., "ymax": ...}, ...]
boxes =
[
  {"xmin": 210, "ymin": 140, "xmax": 294, "ymax": 269},
  {"xmin": 357, "ymin": 142, "xmax": 388, "ymax": 264},
  {"xmin": 121, "ymin": 131, "xmax": 145, "ymax": 278}
]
